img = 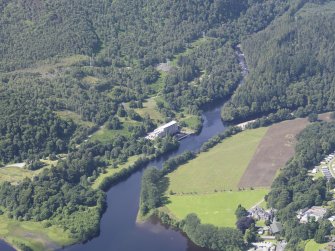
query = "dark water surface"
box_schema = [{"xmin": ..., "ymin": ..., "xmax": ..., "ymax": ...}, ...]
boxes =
[{"xmin": 0, "ymin": 241, "xmax": 15, "ymax": 251}]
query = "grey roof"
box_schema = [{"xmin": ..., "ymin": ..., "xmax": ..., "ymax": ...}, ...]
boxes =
[{"xmin": 270, "ymin": 222, "xmax": 283, "ymax": 234}]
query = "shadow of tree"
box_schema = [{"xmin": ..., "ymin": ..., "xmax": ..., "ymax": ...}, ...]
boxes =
[{"xmin": 157, "ymin": 176, "xmax": 171, "ymax": 206}]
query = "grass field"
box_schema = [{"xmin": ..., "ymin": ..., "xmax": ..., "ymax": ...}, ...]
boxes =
[
  {"xmin": 166, "ymin": 189, "xmax": 268, "ymax": 227},
  {"xmin": 0, "ymin": 214, "xmax": 75, "ymax": 251},
  {"xmin": 167, "ymin": 127, "xmax": 268, "ymax": 194},
  {"xmin": 134, "ymin": 97, "xmax": 163, "ymax": 122},
  {"xmin": 90, "ymin": 117, "xmax": 141, "ymax": 143},
  {"xmin": 180, "ymin": 115, "xmax": 202, "ymax": 132},
  {"xmin": 56, "ymin": 110, "xmax": 95, "ymax": 128},
  {"xmin": 304, "ymin": 240, "xmax": 328, "ymax": 251},
  {"xmin": 92, "ymin": 155, "xmax": 141, "ymax": 189},
  {"xmin": 0, "ymin": 159, "xmax": 56, "ymax": 184}
]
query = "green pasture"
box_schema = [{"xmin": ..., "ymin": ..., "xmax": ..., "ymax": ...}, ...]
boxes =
[
  {"xmin": 166, "ymin": 189, "xmax": 268, "ymax": 228},
  {"xmin": 167, "ymin": 127, "xmax": 268, "ymax": 194}
]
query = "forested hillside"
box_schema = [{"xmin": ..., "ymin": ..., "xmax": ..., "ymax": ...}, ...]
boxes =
[
  {"xmin": 0, "ymin": 0, "xmax": 292, "ymax": 164},
  {"xmin": 0, "ymin": 0, "xmax": 247, "ymax": 71},
  {"xmin": 0, "ymin": 0, "xmax": 323, "ymax": 249},
  {"xmin": 267, "ymin": 121, "xmax": 335, "ymax": 248},
  {"xmin": 222, "ymin": 0, "xmax": 335, "ymax": 122}
]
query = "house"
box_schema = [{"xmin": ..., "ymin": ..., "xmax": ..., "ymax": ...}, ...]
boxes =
[
  {"xmin": 270, "ymin": 222, "xmax": 283, "ymax": 235},
  {"xmin": 248, "ymin": 206, "xmax": 274, "ymax": 221},
  {"xmin": 145, "ymin": 121, "xmax": 179, "ymax": 140},
  {"xmin": 250, "ymin": 242, "xmax": 275, "ymax": 251},
  {"xmin": 299, "ymin": 206, "xmax": 327, "ymax": 223}
]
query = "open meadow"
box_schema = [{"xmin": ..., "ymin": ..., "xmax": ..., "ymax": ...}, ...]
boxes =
[
  {"xmin": 163, "ymin": 117, "xmax": 318, "ymax": 228},
  {"xmin": 166, "ymin": 189, "xmax": 268, "ymax": 227},
  {"xmin": 167, "ymin": 127, "xmax": 268, "ymax": 194}
]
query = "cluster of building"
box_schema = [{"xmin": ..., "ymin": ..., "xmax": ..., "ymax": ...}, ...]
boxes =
[
  {"xmin": 248, "ymin": 206, "xmax": 274, "ymax": 222},
  {"xmin": 297, "ymin": 206, "xmax": 327, "ymax": 223},
  {"xmin": 321, "ymin": 152, "xmax": 335, "ymax": 165},
  {"xmin": 145, "ymin": 121, "xmax": 179, "ymax": 140},
  {"xmin": 249, "ymin": 242, "xmax": 276, "ymax": 251},
  {"xmin": 312, "ymin": 152, "xmax": 335, "ymax": 180},
  {"xmin": 321, "ymin": 166, "xmax": 333, "ymax": 180}
]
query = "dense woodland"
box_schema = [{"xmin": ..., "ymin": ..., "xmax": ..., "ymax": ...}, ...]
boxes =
[
  {"xmin": 222, "ymin": 0, "xmax": 335, "ymax": 122},
  {"xmin": 267, "ymin": 122, "xmax": 335, "ymax": 248},
  {"xmin": 0, "ymin": 0, "xmax": 334, "ymax": 248}
]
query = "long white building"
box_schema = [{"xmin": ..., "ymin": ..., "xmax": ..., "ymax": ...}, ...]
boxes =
[{"xmin": 145, "ymin": 120, "xmax": 179, "ymax": 140}]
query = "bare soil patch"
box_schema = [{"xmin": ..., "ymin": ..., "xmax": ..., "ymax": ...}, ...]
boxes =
[{"xmin": 238, "ymin": 118, "xmax": 309, "ymax": 188}]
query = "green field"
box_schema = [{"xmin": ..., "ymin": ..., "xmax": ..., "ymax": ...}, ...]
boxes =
[
  {"xmin": 92, "ymin": 155, "xmax": 141, "ymax": 189},
  {"xmin": 163, "ymin": 127, "xmax": 269, "ymax": 228},
  {"xmin": 0, "ymin": 159, "xmax": 57, "ymax": 184},
  {"xmin": 180, "ymin": 115, "xmax": 202, "ymax": 132},
  {"xmin": 0, "ymin": 214, "xmax": 75, "ymax": 251},
  {"xmin": 167, "ymin": 127, "xmax": 268, "ymax": 194},
  {"xmin": 56, "ymin": 110, "xmax": 95, "ymax": 128},
  {"xmin": 304, "ymin": 240, "xmax": 328, "ymax": 251},
  {"xmin": 90, "ymin": 117, "xmax": 141, "ymax": 143},
  {"xmin": 166, "ymin": 189, "xmax": 268, "ymax": 227},
  {"xmin": 134, "ymin": 97, "xmax": 163, "ymax": 122}
]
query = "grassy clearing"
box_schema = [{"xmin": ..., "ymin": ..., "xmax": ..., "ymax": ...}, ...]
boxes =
[
  {"xmin": 82, "ymin": 76, "xmax": 100, "ymax": 85},
  {"xmin": 55, "ymin": 110, "xmax": 95, "ymax": 127},
  {"xmin": 92, "ymin": 155, "xmax": 141, "ymax": 189},
  {"xmin": 170, "ymin": 37, "xmax": 210, "ymax": 67},
  {"xmin": 167, "ymin": 127, "xmax": 268, "ymax": 194},
  {"xmin": 179, "ymin": 115, "xmax": 202, "ymax": 132},
  {"xmin": 134, "ymin": 97, "xmax": 163, "ymax": 122},
  {"xmin": 8, "ymin": 54, "xmax": 88, "ymax": 76},
  {"xmin": 166, "ymin": 189, "xmax": 268, "ymax": 228},
  {"xmin": 150, "ymin": 71, "xmax": 168, "ymax": 93},
  {"xmin": 0, "ymin": 214, "xmax": 75, "ymax": 251},
  {"xmin": 0, "ymin": 166, "xmax": 48, "ymax": 185},
  {"xmin": 90, "ymin": 117, "xmax": 141, "ymax": 143},
  {"xmin": 304, "ymin": 240, "xmax": 328, "ymax": 251}
]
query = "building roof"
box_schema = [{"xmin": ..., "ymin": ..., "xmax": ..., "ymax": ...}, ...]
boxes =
[
  {"xmin": 156, "ymin": 120, "xmax": 177, "ymax": 130},
  {"xmin": 270, "ymin": 222, "xmax": 283, "ymax": 234}
]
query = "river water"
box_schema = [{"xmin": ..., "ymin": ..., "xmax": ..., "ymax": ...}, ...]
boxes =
[
  {"xmin": 0, "ymin": 48, "xmax": 247, "ymax": 251},
  {"xmin": 64, "ymin": 101, "xmax": 226, "ymax": 251}
]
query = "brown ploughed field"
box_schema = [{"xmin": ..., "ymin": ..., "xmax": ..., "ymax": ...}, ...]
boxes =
[{"xmin": 238, "ymin": 118, "xmax": 309, "ymax": 188}]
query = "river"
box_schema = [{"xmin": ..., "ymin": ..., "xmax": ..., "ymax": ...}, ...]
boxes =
[{"xmin": 0, "ymin": 48, "xmax": 247, "ymax": 251}]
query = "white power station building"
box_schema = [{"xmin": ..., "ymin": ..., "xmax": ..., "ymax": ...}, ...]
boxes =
[{"xmin": 145, "ymin": 120, "xmax": 179, "ymax": 140}]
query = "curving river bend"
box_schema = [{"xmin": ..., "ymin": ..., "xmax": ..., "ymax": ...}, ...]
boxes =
[{"xmin": 0, "ymin": 47, "xmax": 247, "ymax": 251}]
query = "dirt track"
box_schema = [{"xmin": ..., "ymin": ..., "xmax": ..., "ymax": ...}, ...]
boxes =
[{"xmin": 238, "ymin": 118, "xmax": 309, "ymax": 188}]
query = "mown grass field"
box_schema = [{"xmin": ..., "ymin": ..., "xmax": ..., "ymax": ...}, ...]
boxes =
[
  {"xmin": 92, "ymin": 155, "xmax": 141, "ymax": 189},
  {"xmin": 0, "ymin": 214, "xmax": 75, "ymax": 251},
  {"xmin": 163, "ymin": 127, "xmax": 270, "ymax": 228},
  {"xmin": 167, "ymin": 127, "xmax": 268, "ymax": 194},
  {"xmin": 166, "ymin": 189, "xmax": 268, "ymax": 227}
]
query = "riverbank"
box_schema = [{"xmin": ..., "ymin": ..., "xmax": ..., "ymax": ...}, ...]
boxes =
[{"xmin": 0, "ymin": 214, "xmax": 75, "ymax": 251}]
